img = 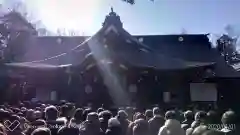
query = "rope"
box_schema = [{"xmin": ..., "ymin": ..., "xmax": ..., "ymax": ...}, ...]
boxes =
[
  {"xmin": 20, "ymin": 26, "xmax": 106, "ymax": 64},
  {"xmin": 20, "ymin": 35, "xmax": 93, "ymax": 64}
]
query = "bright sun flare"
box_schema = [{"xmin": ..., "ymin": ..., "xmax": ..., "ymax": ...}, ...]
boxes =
[{"xmin": 31, "ymin": 0, "xmax": 100, "ymax": 34}]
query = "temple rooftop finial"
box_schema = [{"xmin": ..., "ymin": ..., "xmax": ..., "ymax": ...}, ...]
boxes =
[
  {"xmin": 111, "ymin": 7, "xmax": 114, "ymax": 13},
  {"xmin": 109, "ymin": 7, "xmax": 116, "ymax": 16},
  {"xmin": 102, "ymin": 6, "xmax": 123, "ymax": 28}
]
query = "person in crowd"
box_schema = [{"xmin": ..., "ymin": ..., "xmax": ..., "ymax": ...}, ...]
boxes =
[
  {"xmin": 206, "ymin": 110, "xmax": 220, "ymax": 124},
  {"xmin": 97, "ymin": 108, "xmax": 104, "ymax": 114},
  {"xmin": 148, "ymin": 107, "xmax": 165, "ymax": 135},
  {"xmin": 133, "ymin": 119, "xmax": 149, "ymax": 135},
  {"xmin": 221, "ymin": 110, "xmax": 237, "ymax": 135},
  {"xmin": 24, "ymin": 119, "xmax": 47, "ymax": 135},
  {"xmin": 1, "ymin": 96, "xmax": 239, "ymax": 135},
  {"xmin": 19, "ymin": 116, "xmax": 28, "ymax": 132},
  {"xmin": 106, "ymin": 117, "xmax": 122, "ymax": 135},
  {"xmin": 193, "ymin": 111, "xmax": 207, "ymax": 127},
  {"xmin": 99, "ymin": 110, "xmax": 113, "ymax": 132},
  {"xmin": 26, "ymin": 109, "xmax": 35, "ymax": 122},
  {"xmin": 57, "ymin": 126, "xmax": 80, "ymax": 135},
  {"xmin": 181, "ymin": 110, "xmax": 194, "ymax": 130},
  {"xmin": 127, "ymin": 112, "xmax": 146, "ymax": 135},
  {"xmin": 82, "ymin": 108, "xmax": 93, "ymax": 121},
  {"xmin": 158, "ymin": 110, "xmax": 185, "ymax": 135},
  {"xmin": 57, "ymin": 105, "xmax": 68, "ymax": 124},
  {"xmin": 134, "ymin": 112, "xmax": 146, "ymax": 121},
  {"xmin": 45, "ymin": 106, "xmax": 64, "ymax": 135},
  {"xmin": 6, "ymin": 114, "xmax": 25, "ymax": 135},
  {"xmin": 0, "ymin": 109, "xmax": 10, "ymax": 123},
  {"xmin": 125, "ymin": 107, "xmax": 135, "ymax": 121},
  {"xmin": 186, "ymin": 111, "xmax": 207, "ymax": 135},
  {"xmin": 69, "ymin": 108, "xmax": 84, "ymax": 128},
  {"xmin": 191, "ymin": 125, "xmax": 208, "ymax": 135},
  {"xmin": 45, "ymin": 106, "xmax": 58, "ymax": 121},
  {"xmin": 0, "ymin": 123, "xmax": 7, "ymax": 135},
  {"xmin": 41, "ymin": 104, "xmax": 46, "ymax": 111},
  {"xmin": 80, "ymin": 112, "xmax": 104, "ymax": 135},
  {"xmin": 33, "ymin": 111, "xmax": 42, "ymax": 121},
  {"xmin": 117, "ymin": 110, "xmax": 131, "ymax": 135},
  {"xmin": 145, "ymin": 109, "xmax": 153, "ymax": 121},
  {"xmin": 31, "ymin": 127, "xmax": 51, "ymax": 135},
  {"xmin": 65, "ymin": 103, "xmax": 75, "ymax": 120}
]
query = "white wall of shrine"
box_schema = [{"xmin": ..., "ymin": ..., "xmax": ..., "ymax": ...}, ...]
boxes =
[
  {"xmin": 190, "ymin": 83, "xmax": 217, "ymax": 101},
  {"xmin": 35, "ymin": 89, "xmax": 57, "ymax": 102}
]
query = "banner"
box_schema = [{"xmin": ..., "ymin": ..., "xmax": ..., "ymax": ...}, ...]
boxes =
[
  {"xmin": 50, "ymin": 91, "xmax": 57, "ymax": 101},
  {"xmin": 190, "ymin": 83, "xmax": 217, "ymax": 101},
  {"xmin": 85, "ymin": 85, "xmax": 92, "ymax": 94}
]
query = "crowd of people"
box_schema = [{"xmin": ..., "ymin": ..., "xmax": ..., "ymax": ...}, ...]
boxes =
[{"xmin": 0, "ymin": 100, "xmax": 238, "ymax": 135}]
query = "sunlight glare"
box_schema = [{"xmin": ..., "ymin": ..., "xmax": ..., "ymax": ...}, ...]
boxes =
[{"xmin": 33, "ymin": 0, "xmax": 100, "ymax": 34}]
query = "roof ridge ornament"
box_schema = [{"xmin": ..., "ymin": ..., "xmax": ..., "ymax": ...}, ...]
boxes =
[
  {"xmin": 102, "ymin": 7, "xmax": 123, "ymax": 28},
  {"xmin": 111, "ymin": 7, "xmax": 114, "ymax": 13}
]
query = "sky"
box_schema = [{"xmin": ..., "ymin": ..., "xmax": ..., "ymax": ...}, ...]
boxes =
[{"xmin": 1, "ymin": 0, "xmax": 240, "ymax": 36}]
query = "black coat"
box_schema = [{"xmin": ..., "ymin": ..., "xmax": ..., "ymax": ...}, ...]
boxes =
[{"xmin": 106, "ymin": 126, "xmax": 122, "ymax": 135}]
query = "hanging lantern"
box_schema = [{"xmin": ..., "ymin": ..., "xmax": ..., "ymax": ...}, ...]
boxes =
[
  {"xmin": 57, "ymin": 38, "xmax": 62, "ymax": 44},
  {"xmin": 178, "ymin": 36, "xmax": 184, "ymax": 42},
  {"xmin": 138, "ymin": 37, "xmax": 144, "ymax": 43},
  {"xmin": 85, "ymin": 85, "xmax": 93, "ymax": 94},
  {"xmin": 50, "ymin": 91, "xmax": 57, "ymax": 101}
]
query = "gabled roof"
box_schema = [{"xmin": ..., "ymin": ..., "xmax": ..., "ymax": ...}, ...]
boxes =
[
  {"xmin": 5, "ymin": 9, "xmax": 217, "ymax": 72},
  {"xmin": 5, "ymin": 11, "xmax": 214, "ymax": 71},
  {"xmin": 20, "ymin": 34, "xmax": 213, "ymax": 63}
]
